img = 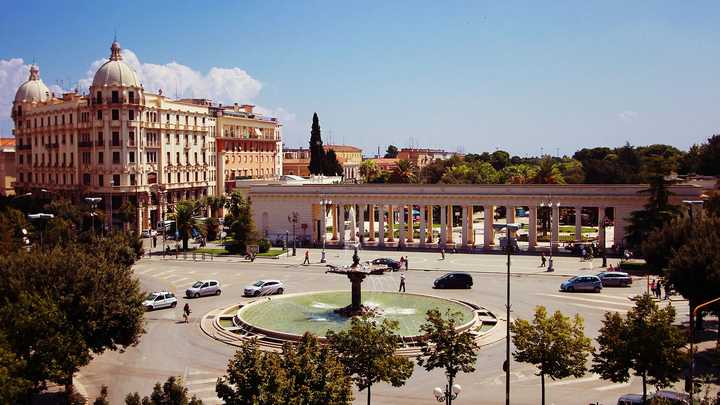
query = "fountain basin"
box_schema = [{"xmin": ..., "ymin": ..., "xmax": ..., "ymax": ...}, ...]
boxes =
[{"xmin": 234, "ymin": 290, "xmax": 478, "ymax": 342}]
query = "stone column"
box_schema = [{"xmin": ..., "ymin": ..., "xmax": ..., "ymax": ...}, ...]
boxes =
[
  {"xmin": 378, "ymin": 204, "xmax": 385, "ymax": 246},
  {"xmin": 598, "ymin": 206, "xmax": 606, "ymax": 250},
  {"xmin": 575, "ymin": 206, "xmax": 583, "ymax": 242},
  {"xmin": 387, "ymin": 205, "xmax": 395, "ymax": 242},
  {"xmin": 446, "ymin": 205, "xmax": 454, "ymax": 243},
  {"xmin": 613, "ymin": 207, "xmax": 628, "ymax": 251},
  {"xmin": 321, "ymin": 203, "xmax": 328, "ymax": 245},
  {"xmin": 551, "ymin": 204, "xmax": 560, "ymax": 253},
  {"xmin": 506, "ymin": 205, "xmax": 516, "ymax": 237},
  {"xmin": 398, "ymin": 205, "xmax": 406, "ymax": 247},
  {"xmin": 419, "ymin": 205, "xmax": 427, "ymax": 247},
  {"xmin": 427, "ymin": 206, "xmax": 434, "ymax": 243},
  {"xmin": 339, "ymin": 204, "xmax": 346, "ymax": 246},
  {"xmin": 461, "ymin": 206, "xmax": 469, "ymax": 246},
  {"xmin": 440, "ymin": 205, "xmax": 447, "ymax": 246},
  {"xmin": 467, "ymin": 206, "xmax": 475, "ymax": 245},
  {"xmin": 406, "ymin": 204, "xmax": 414, "ymax": 243},
  {"xmin": 483, "ymin": 205, "xmax": 495, "ymax": 248},
  {"xmin": 332, "ymin": 204, "xmax": 338, "ymax": 240},
  {"xmin": 528, "ymin": 205, "xmax": 538, "ymax": 250},
  {"xmin": 368, "ymin": 204, "xmax": 375, "ymax": 241},
  {"xmin": 350, "ymin": 205, "xmax": 357, "ymax": 242}
]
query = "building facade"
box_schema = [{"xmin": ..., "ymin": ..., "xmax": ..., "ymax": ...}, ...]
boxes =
[
  {"xmin": 0, "ymin": 138, "xmax": 15, "ymax": 196},
  {"xmin": 11, "ymin": 41, "xmax": 281, "ymax": 230},
  {"xmin": 397, "ymin": 148, "xmax": 459, "ymax": 169},
  {"xmin": 282, "ymin": 144, "xmax": 362, "ymax": 181}
]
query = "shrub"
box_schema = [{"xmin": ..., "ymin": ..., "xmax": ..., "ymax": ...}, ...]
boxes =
[{"xmin": 258, "ymin": 238, "xmax": 271, "ymax": 253}]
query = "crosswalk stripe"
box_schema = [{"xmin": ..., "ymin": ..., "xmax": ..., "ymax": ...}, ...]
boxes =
[
  {"xmin": 568, "ymin": 302, "xmax": 627, "ymax": 313},
  {"xmin": 539, "ymin": 293, "xmax": 634, "ymax": 307},
  {"xmin": 548, "ymin": 374, "xmax": 600, "ymax": 387}
]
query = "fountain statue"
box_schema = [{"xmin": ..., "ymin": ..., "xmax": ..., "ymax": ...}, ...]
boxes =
[{"xmin": 325, "ymin": 247, "xmax": 382, "ymax": 317}]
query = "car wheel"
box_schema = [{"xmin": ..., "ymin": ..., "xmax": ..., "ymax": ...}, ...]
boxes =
[
  {"xmin": 594, "ymin": 286, "xmax": 601, "ymax": 293},
  {"xmin": 254, "ymin": 290, "xmax": 260, "ymax": 297},
  {"xmin": 194, "ymin": 293, "xmax": 200, "ymax": 298},
  {"xmin": 170, "ymin": 302, "xmax": 177, "ymax": 308},
  {"xmin": 215, "ymin": 290, "xmax": 221, "ymax": 296},
  {"xmin": 567, "ymin": 286, "xmax": 574, "ymax": 292},
  {"xmin": 146, "ymin": 305, "xmax": 153, "ymax": 311},
  {"xmin": 277, "ymin": 288, "xmax": 284, "ymax": 295}
]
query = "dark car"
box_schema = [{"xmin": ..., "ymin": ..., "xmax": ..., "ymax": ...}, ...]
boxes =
[
  {"xmin": 371, "ymin": 258, "xmax": 402, "ymax": 271},
  {"xmin": 433, "ymin": 272, "xmax": 473, "ymax": 289},
  {"xmin": 596, "ymin": 271, "xmax": 632, "ymax": 287}
]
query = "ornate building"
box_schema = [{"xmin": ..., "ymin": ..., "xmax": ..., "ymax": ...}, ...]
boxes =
[{"xmin": 11, "ymin": 41, "xmax": 281, "ymax": 230}]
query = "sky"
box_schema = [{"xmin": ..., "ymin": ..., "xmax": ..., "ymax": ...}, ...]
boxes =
[{"xmin": 1, "ymin": 1, "xmax": 719, "ymax": 157}]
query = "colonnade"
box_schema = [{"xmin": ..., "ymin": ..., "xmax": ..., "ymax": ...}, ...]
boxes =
[{"xmin": 319, "ymin": 202, "xmax": 623, "ymax": 252}]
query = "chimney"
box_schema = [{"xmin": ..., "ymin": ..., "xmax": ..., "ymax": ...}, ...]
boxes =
[{"xmin": 241, "ymin": 104, "xmax": 255, "ymax": 113}]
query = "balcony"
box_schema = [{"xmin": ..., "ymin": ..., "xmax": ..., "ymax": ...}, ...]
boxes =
[
  {"xmin": 78, "ymin": 141, "xmax": 93, "ymax": 148},
  {"xmin": 45, "ymin": 143, "xmax": 59, "ymax": 149},
  {"xmin": 17, "ymin": 144, "xmax": 32, "ymax": 150},
  {"xmin": 95, "ymin": 141, "xmax": 104, "ymax": 147}
]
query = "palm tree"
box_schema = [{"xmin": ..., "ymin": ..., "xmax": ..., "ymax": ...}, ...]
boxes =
[
  {"xmin": 205, "ymin": 195, "xmax": 226, "ymax": 218},
  {"xmin": 359, "ymin": 159, "xmax": 380, "ymax": 183},
  {"xmin": 533, "ymin": 156, "xmax": 565, "ymax": 184},
  {"xmin": 171, "ymin": 200, "xmax": 205, "ymax": 250},
  {"xmin": 118, "ymin": 201, "xmax": 136, "ymax": 231},
  {"xmin": 391, "ymin": 159, "xmax": 417, "ymax": 183}
]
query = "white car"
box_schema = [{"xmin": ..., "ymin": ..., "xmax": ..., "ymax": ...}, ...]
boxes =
[
  {"xmin": 244, "ymin": 280, "xmax": 285, "ymax": 297},
  {"xmin": 143, "ymin": 291, "xmax": 177, "ymax": 310}
]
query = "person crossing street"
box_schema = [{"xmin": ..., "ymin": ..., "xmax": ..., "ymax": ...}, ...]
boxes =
[
  {"xmin": 303, "ymin": 250, "xmax": 310, "ymax": 265},
  {"xmin": 398, "ymin": 272, "xmax": 406, "ymax": 292}
]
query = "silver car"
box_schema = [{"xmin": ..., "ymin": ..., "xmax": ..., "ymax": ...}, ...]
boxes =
[
  {"xmin": 186, "ymin": 280, "xmax": 221, "ymax": 298},
  {"xmin": 244, "ymin": 280, "xmax": 285, "ymax": 297},
  {"xmin": 560, "ymin": 275, "xmax": 603, "ymax": 293},
  {"xmin": 143, "ymin": 291, "xmax": 177, "ymax": 310}
]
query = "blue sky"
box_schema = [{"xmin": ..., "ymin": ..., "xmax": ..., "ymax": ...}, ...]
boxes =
[{"xmin": 1, "ymin": 1, "xmax": 719, "ymax": 156}]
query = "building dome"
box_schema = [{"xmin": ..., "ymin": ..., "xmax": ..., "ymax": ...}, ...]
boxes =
[
  {"xmin": 92, "ymin": 41, "xmax": 140, "ymax": 88},
  {"xmin": 14, "ymin": 65, "xmax": 51, "ymax": 103}
]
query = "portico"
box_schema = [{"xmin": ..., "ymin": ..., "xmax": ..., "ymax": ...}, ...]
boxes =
[{"xmin": 248, "ymin": 184, "xmax": 704, "ymax": 253}]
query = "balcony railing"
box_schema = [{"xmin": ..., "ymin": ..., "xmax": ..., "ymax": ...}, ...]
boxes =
[{"xmin": 78, "ymin": 141, "xmax": 93, "ymax": 148}]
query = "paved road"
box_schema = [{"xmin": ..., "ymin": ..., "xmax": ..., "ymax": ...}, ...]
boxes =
[{"xmin": 79, "ymin": 249, "xmax": 691, "ymax": 405}]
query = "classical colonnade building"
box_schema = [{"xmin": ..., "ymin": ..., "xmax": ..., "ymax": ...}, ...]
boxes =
[{"xmin": 248, "ymin": 184, "xmax": 704, "ymax": 252}]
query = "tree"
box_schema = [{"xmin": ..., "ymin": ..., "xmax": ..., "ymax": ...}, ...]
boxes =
[
  {"xmin": 93, "ymin": 385, "xmax": 110, "ymax": 405},
  {"xmin": 489, "ymin": 150, "xmax": 510, "ymax": 171},
  {"xmin": 0, "ymin": 332, "xmax": 32, "ymax": 404},
  {"xmin": 697, "ymin": 134, "xmax": 720, "ymax": 175},
  {"xmin": 510, "ymin": 306, "xmax": 592, "ymax": 405},
  {"xmin": 625, "ymin": 176, "xmax": 679, "ymax": 251},
  {"xmin": 592, "ymin": 294, "xmax": 686, "ymax": 402},
  {"xmin": 559, "ymin": 159, "xmax": 585, "ymax": 184},
  {"xmin": 205, "ymin": 217, "xmax": 220, "ymax": 241},
  {"xmin": 217, "ymin": 334, "xmax": 353, "ymax": 405},
  {"xmin": 416, "ymin": 309, "xmax": 479, "ymax": 399},
  {"xmin": 324, "ymin": 149, "xmax": 344, "ymax": 176},
  {"xmin": 224, "ymin": 192, "xmax": 258, "ymax": 255},
  {"xmin": 126, "ymin": 376, "xmax": 203, "ymax": 405},
  {"xmin": 501, "ymin": 164, "xmax": 537, "ymax": 184},
  {"xmin": 204, "ymin": 195, "xmax": 226, "ymax": 218},
  {"xmin": 532, "ymin": 156, "xmax": 564, "ymax": 184},
  {"xmin": 327, "ymin": 316, "xmax": 414, "ymax": 405},
  {"xmin": 0, "ymin": 206, "xmax": 30, "ymax": 254},
  {"xmin": 390, "ymin": 159, "xmax": 417, "ymax": 183},
  {"xmin": 384, "ymin": 145, "xmax": 399, "ymax": 158},
  {"xmin": 118, "ymin": 201, "xmax": 137, "ymax": 230},
  {"xmin": 308, "ymin": 113, "xmax": 325, "ymax": 175},
  {"xmin": 359, "ymin": 159, "xmax": 381, "ymax": 183},
  {"xmin": 171, "ymin": 200, "xmax": 204, "ymax": 251}
]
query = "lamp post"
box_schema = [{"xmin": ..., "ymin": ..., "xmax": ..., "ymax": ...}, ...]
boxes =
[
  {"xmin": 288, "ymin": 212, "xmax": 298, "ymax": 256},
  {"xmin": 85, "ymin": 197, "xmax": 102, "ymax": 234},
  {"xmin": 433, "ymin": 383, "xmax": 461, "ymax": 405},
  {"xmin": 494, "ymin": 222, "xmax": 520, "ymax": 405},
  {"xmin": 27, "ymin": 213, "xmax": 54, "ymax": 248},
  {"xmin": 683, "ymin": 199, "xmax": 704, "ymax": 402},
  {"xmin": 285, "ymin": 231, "xmax": 290, "ymax": 257},
  {"xmin": 539, "ymin": 198, "xmax": 560, "ymax": 272},
  {"xmin": 319, "ymin": 199, "xmax": 332, "ymax": 263}
]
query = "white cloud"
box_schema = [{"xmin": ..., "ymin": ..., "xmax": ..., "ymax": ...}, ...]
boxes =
[{"xmin": 618, "ymin": 110, "xmax": 639, "ymax": 122}]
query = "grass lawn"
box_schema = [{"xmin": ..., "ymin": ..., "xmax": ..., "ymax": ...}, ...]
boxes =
[
  {"xmin": 194, "ymin": 247, "xmax": 287, "ymax": 257},
  {"xmin": 256, "ymin": 248, "xmax": 287, "ymax": 257}
]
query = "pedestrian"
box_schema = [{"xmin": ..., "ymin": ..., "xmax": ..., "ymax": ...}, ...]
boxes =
[
  {"xmin": 540, "ymin": 253, "xmax": 546, "ymax": 267},
  {"xmin": 152, "ymin": 235, "xmax": 157, "ymax": 248},
  {"xmin": 655, "ymin": 281, "xmax": 662, "ymax": 300},
  {"xmin": 303, "ymin": 250, "xmax": 310, "ymax": 265},
  {"xmin": 404, "ymin": 256, "xmax": 409, "ymax": 270},
  {"xmin": 398, "ymin": 272, "xmax": 406, "ymax": 292},
  {"xmin": 441, "ymin": 248, "xmax": 445, "ymax": 260},
  {"xmin": 650, "ymin": 279, "xmax": 656, "ymax": 296},
  {"xmin": 663, "ymin": 283, "xmax": 671, "ymax": 300},
  {"xmin": 399, "ymin": 256, "xmax": 405, "ymax": 267},
  {"xmin": 580, "ymin": 246, "xmax": 586, "ymax": 260},
  {"xmin": 183, "ymin": 303, "xmax": 191, "ymax": 323}
]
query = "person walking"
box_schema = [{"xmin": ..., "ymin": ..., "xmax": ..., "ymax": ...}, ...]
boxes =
[
  {"xmin": 663, "ymin": 283, "xmax": 671, "ymax": 300},
  {"xmin": 441, "ymin": 248, "xmax": 445, "ymax": 260},
  {"xmin": 183, "ymin": 303, "xmax": 191, "ymax": 323},
  {"xmin": 650, "ymin": 279, "xmax": 656, "ymax": 296},
  {"xmin": 399, "ymin": 256, "xmax": 405, "ymax": 268},
  {"xmin": 398, "ymin": 272, "xmax": 406, "ymax": 292},
  {"xmin": 303, "ymin": 250, "xmax": 310, "ymax": 265},
  {"xmin": 655, "ymin": 281, "xmax": 662, "ymax": 300},
  {"xmin": 404, "ymin": 256, "xmax": 409, "ymax": 270},
  {"xmin": 540, "ymin": 253, "xmax": 546, "ymax": 267}
]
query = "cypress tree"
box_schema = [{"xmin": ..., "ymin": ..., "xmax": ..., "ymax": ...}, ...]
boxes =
[{"xmin": 308, "ymin": 113, "xmax": 325, "ymax": 175}]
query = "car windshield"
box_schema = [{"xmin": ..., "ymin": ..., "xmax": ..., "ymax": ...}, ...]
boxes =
[
  {"xmin": 146, "ymin": 293, "xmax": 159, "ymax": 300},
  {"xmin": 192, "ymin": 281, "xmax": 203, "ymax": 288},
  {"xmin": 568, "ymin": 276, "xmax": 578, "ymax": 282},
  {"xmin": 253, "ymin": 281, "xmax": 264, "ymax": 287}
]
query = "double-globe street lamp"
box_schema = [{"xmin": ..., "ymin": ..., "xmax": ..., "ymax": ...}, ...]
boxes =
[
  {"xmin": 27, "ymin": 213, "xmax": 54, "ymax": 248},
  {"xmin": 319, "ymin": 199, "xmax": 332, "ymax": 263},
  {"xmin": 433, "ymin": 383, "xmax": 462, "ymax": 405},
  {"xmin": 288, "ymin": 211, "xmax": 299, "ymax": 256},
  {"xmin": 539, "ymin": 198, "xmax": 561, "ymax": 272},
  {"xmin": 84, "ymin": 197, "xmax": 102, "ymax": 234},
  {"xmin": 493, "ymin": 222, "xmax": 520, "ymax": 405}
]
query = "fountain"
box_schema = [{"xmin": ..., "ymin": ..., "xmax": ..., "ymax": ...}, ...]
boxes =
[{"xmin": 325, "ymin": 248, "xmax": 383, "ymax": 317}]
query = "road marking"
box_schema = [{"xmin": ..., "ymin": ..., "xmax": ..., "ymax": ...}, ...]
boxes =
[
  {"xmin": 152, "ymin": 270, "xmax": 177, "ymax": 278},
  {"xmin": 171, "ymin": 277, "xmax": 190, "ymax": 285},
  {"xmin": 185, "ymin": 377, "xmax": 218, "ymax": 385},
  {"xmin": 594, "ymin": 381, "xmax": 633, "ymax": 391},
  {"xmin": 538, "ymin": 293, "xmax": 634, "ymax": 307},
  {"xmin": 548, "ymin": 374, "xmax": 600, "ymax": 386},
  {"xmin": 568, "ymin": 302, "xmax": 627, "ymax": 313}
]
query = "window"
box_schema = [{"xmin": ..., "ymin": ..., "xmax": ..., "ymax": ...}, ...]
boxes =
[
  {"xmin": 112, "ymin": 109, "xmax": 119, "ymax": 120},
  {"xmin": 128, "ymin": 91, "xmax": 135, "ymax": 103},
  {"xmin": 194, "ymin": 152, "xmax": 198, "ymax": 164},
  {"xmin": 129, "ymin": 110, "xmax": 135, "ymax": 121},
  {"xmin": 129, "ymin": 132, "xmax": 135, "ymax": 146},
  {"xmin": 83, "ymin": 173, "xmax": 91, "ymax": 185},
  {"xmin": 97, "ymin": 110, "xmax": 102, "ymax": 120},
  {"xmin": 98, "ymin": 152, "xmax": 104, "ymax": 164},
  {"xmin": 146, "ymin": 151, "xmax": 157, "ymax": 163},
  {"xmin": 130, "ymin": 174, "xmax": 136, "ymax": 185},
  {"xmin": 175, "ymin": 134, "xmax": 179, "ymax": 144},
  {"xmin": 97, "ymin": 132, "xmax": 103, "ymax": 145},
  {"xmin": 176, "ymin": 152, "xmax": 180, "ymax": 164},
  {"xmin": 166, "ymin": 152, "xmax": 170, "ymax": 163},
  {"xmin": 98, "ymin": 174, "xmax": 104, "ymax": 187},
  {"xmin": 112, "ymin": 151, "xmax": 120, "ymax": 164},
  {"xmin": 111, "ymin": 91, "xmax": 119, "ymax": 103},
  {"xmin": 70, "ymin": 152, "xmax": 74, "ymax": 164},
  {"xmin": 165, "ymin": 134, "xmax": 170, "ymax": 144},
  {"xmin": 129, "ymin": 151, "xmax": 135, "ymax": 163},
  {"xmin": 62, "ymin": 134, "xmax": 66, "ymax": 144},
  {"xmin": 176, "ymin": 173, "xmax": 180, "ymax": 182},
  {"xmin": 186, "ymin": 172, "xmax": 190, "ymax": 182},
  {"xmin": 96, "ymin": 91, "xmax": 102, "ymax": 104},
  {"xmin": 18, "ymin": 155, "xmax": 23, "ymax": 165},
  {"xmin": 112, "ymin": 174, "xmax": 120, "ymax": 186},
  {"xmin": 19, "ymin": 173, "xmax": 23, "ymax": 182},
  {"xmin": 166, "ymin": 113, "xmax": 170, "ymax": 121},
  {"xmin": 112, "ymin": 132, "xmax": 120, "ymax": 146},
  {"xmin": 167, "ymin": 173, "xmax": 172, "ymax": 183},
  {"xmin": 69, "ymin": 113, "xmax": 73, "ymax": 124},
  {"xmin": 81, "ymin": 152, "xmax": 91, "ymax": 164},
  {"xmin": 70, "ymin": 134, "xmax": 74, "ymax": 144}
]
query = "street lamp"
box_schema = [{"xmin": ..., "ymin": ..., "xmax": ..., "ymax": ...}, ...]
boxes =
[
  {"xmin": 85, "ymin": 197, "xmax": 102, "ymax": 234},
  {"xmin": 539, "ymin": 198, "xmax": 560, "ymax": 272},
  {"xmin": 27, "ymin": 213, "xmax": 54, "ymax": 248},
  {"xmin": 494, "ymin": 222, "xmax": 520, "ymax": 405},
  {"xmin": 682, "ymin": 199, "xmax": 703, "ymax": 402},
  {"xmin": 319, "ymin": 199, "xmax": 332, "ymax": 263},
  {"xmin": 285, "ymin": 231, "xmax": 290, "ymax": 257},
  {"xmin": 433, "ymin": 384, "xmax": 461, "ymax": 405},
  {"xmin": 288, "ymin": 212, "xmax": 298, "ymax": 256}
]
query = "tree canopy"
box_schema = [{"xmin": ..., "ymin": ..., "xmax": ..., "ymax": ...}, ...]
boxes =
[
  {"xmin": 224, "ymin": 191, "xmax": 258, "ymax": 254},
  {"xmin": 308, "ymin": 112, "xmax": 325, "ymax": 175}
]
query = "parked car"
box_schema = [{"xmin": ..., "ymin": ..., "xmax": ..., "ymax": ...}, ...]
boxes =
[
  {"xmin": 185, "ymin": 280, "xmax": 221, "ymax": 298},
  {"xmin": 141, "ymin": 229, "xmax": 158, "ymax": 238},
  {"xmin": 560, "ymin": 275, "xmax": 602, "ymax": 293},
  {"xmin": 617, "ymin": 391, "xmax": 689, "ymax": 405},
  {"xmin": 371, "ymin": 258, "xmax": 402, "ymax": 271},
  {"xmin": 596, "ymin": 271, "xmax": 632, "ymax": 287},
  {"xmin": 433, "ymin": 272, "xmax": 473, "ymax": 289},
  {"xmin": 143, "ymin": 291, "xmax": 177, "ymax": 310},
  {"xmin": 244, "ymin": 280, "xmax": 285, "ymax": 297}
]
